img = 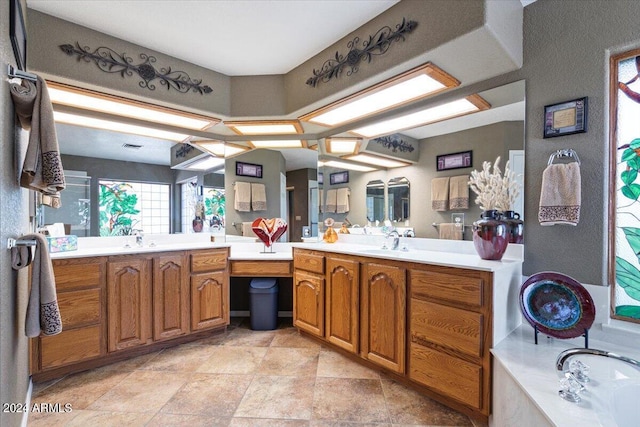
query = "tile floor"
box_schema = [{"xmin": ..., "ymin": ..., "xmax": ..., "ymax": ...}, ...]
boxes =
[{"xmin": 29, "ymin": 318, "xmax": 485, "ymax": 426}]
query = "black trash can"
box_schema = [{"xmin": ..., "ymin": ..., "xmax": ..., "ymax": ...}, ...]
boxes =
[{"xmin": 249, "ymin": 278, "xmax": 279, "ymax": 330}]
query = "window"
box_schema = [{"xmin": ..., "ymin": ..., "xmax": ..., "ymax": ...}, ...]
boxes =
[
  {"xmin": 181, "ymin": 180, "xmax": 225, "ymax": 233},
  {"xmin": 99, "ymin": 180, "xmax": 170, "ymax": 236},
  {"xmin": 610, "ymin": 48, "xmax": 640, "ymax": 323}
]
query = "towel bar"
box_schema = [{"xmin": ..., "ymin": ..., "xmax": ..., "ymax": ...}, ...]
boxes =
[
  {"xmin": 7, "ymin": 238, "xmax": 37, "ymax": 249},
  {"xmin": 7, "ymin": 65, "xmax": 37, "ymax": 82},
  {"xmin": 548, "ymin": 148, "xmax": 581, "ymax": 165}
]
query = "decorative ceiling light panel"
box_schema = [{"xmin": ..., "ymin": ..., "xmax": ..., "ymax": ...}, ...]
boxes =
[
  {"xmin": 225, "ymin": 120, "xmax": 306, "ymax": 149},
  {"xmin": 325, "ymin": 137, "xmax": 362, "ymax": 155}
]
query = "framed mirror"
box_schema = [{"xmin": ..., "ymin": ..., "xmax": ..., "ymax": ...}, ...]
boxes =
[
  {"xmin": 387, "ymin": 177, "xmax": 410, "ymax": 222},
  {"xmin": 366, "ymin": 179, "xmax": 385, "ymax": 223}
]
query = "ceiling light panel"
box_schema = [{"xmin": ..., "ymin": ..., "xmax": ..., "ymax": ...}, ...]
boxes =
[
  {"xmin": 325, "ymin": 137, "xmax": 361, "ymax": 154},
  {"xmin": 249, "ymin": 140, "xmax": 304, "ymax": 149},
  {"xmin": 321, "ymin": 160, "xmax": 376, "ymax": 172},
  {"xmin": 301, "ymin": 63, "xmax": 459, "ymax": 127},
  {"xmin": 349, "ymin": 95, "xmax": 491, "ymax": 138},
  {"xmin": 343, "ymin": 153, "xmax": 409, "ymax": 168},
  {"xmin": 185, "ymin": 156, "xmax": 225, "ymax": 170},
  {"xmin": 225, "ymin": 120, "xmax": 303, "ymax": 135},
  {"xmin": 47, "ymin": 82, "xmax": 219, "ymax": 130}
]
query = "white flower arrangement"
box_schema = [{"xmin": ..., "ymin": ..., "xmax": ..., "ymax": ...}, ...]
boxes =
[{"xmin": 468, "ymin": 156, "xmax": 521, "ymax": 212}]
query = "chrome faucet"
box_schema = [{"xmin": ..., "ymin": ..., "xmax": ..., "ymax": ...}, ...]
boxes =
[
  {"xmin": 386, "ymin": 230, "xmax": 400, "ymax": 250},
  {"xmin": 556, "ymin": 348, "xmax": 640, "ymax": 374},
  {"xmin": 133, "ymin": 230, "xmax": 144, "ymax": 247}
]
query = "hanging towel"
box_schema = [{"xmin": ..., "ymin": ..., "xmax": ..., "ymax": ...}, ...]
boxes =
[
  {"xmin": 449, "ymin": 175, "xmax": 469, "ymax": 210},
  {"xmin": 234, "ymin": 182, "xmax": 251, "ymax": 212},
  {"xmin": 11, "ymin": 234, "xmax": 62, "ymax": 337},
  {"xmin": 438, "ymin": 223, "xmax": 463, "ymax": 240},
  {"xmin": 319, "ymin": 189, "xmax": 325, "ymax": 213},
  {"xmin": 14, "ymin": 77, "xmax": 65, "ymax": 208},
  {"xmin": 538, "ymin": 162, "xmax": 581, "ymax": 226},
  {"xmin": 336, "ymin": 187, "xmax": 350, "ymax": 213},
  {"xmin": 10, "ymin": 78, "xmax": 36, "ymax": 130},
  {"xmin": 325, "ymin": 189, "xmax": 337, "ymax": 213},
  {"xmin": 431, "ymin": 177, "xmax": 450, "ymax": 211},
  {"xmin": 251, "ymin": 182, "xmax": 267, "ymax": 211},
  {"xmin": 242, "ymin": 222, "xmax": 257, "ymax": 237}
]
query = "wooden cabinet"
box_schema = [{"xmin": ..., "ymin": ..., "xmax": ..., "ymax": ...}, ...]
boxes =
[
  {"xmin": 293, "ymin": 249, "xmax": 325, "ymax": 337},
  {"xmin": 32, "ymin": 257, "xmax": 107, "ymax": 373},
  {"xmin": 153, "ymin": 253, "xmax": 190, "ymax": 341},
  {"xmin": 361, "ymin": 262, "xmax": 406, "ymax": 374},
  {"xmin": 107, "ymin": 256, "xmax": 152, "ymax": 352},
  {"xmin": 409, "ymin": 266, "xmax": 492, "ymax": 416},
  {"xmin": 190, "ymin": 248, "xmax": 229, "ymax": 331},
  {"xmin": 325, "ymin": 255, "xmax": 359, "ymax": 353}
]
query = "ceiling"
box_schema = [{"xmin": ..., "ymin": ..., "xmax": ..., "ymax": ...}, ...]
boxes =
[{"xmin": 28, "ymin": 0, "xmax": 526, "ymax": 168}]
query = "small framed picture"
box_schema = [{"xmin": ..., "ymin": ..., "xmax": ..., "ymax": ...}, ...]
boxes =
[
  {"xmin": 543, "ymin": 97, "xmax": 588, "ymax": 138},
  {"xmin": 236, "ymin": 161, "xmax": 263, "ymax": 178},
  {"xmin": 10, "ymin": 0, "xmax": 26, "ymax": 71},
  {"xmin": 318, "ymin": 172, "xmax": 323, "ymax": 185},
  {"xmin": 436, "ymin": 150, "xmax": 473, "ymax": 171},
  {"xmin": 330, "ymin": 171, "xmax": 349, "ymax": 185}
]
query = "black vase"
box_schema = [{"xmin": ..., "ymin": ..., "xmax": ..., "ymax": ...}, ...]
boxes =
[
  {"xmin": 502, "ymin": 210, "xmax": 524, "ymax": 244},
  {"xmin": 472, "ymin": 210, "xmax": 509, "ymax": 260}
]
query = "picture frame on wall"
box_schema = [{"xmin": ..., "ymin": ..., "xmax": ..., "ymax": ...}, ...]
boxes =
[
  {"xmin": 543, "ymin": 97, "xmax": 588, "ymax": 138},
  {"xmin": 330, "ymin": 171, "xmax": 349, "ymax": 185},
  {"xmin": 236, "ymin": 161, "xmax": 263, "ymax": 178},
  {"xmin": 436, "ymin": 150, "xmax": 473, "ymax": 171},
  {"xmin": 10, "ymin": 0, "xmax": 27, "ymax": 71}
]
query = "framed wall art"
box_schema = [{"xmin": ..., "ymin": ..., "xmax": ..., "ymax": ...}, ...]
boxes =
[
  {"xmin": 543, "ymin": 97, "xmax": 588, "ymax": 138},
  {"xmin": 330, "ymin": 171, "xmax": 349, "ymax": 185},
  {"xmin": 436, "ymin": 150, "xmax": 473, "ymax": 171},
  {"xmin": 235, "ymin": 161, "xmax": 263, "ymax": 178},
  {"xmin": 10, "ymin": 0, "xmax": 27, "ymax": 71}
]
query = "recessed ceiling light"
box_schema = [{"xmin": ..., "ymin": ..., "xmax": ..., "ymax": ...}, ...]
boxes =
[
  {"xmin": 349, "ymin": 95, "xmax": 491, "ymax": 138},
  {"xmin": 249, "ymin": 140, "xmax": 305, "ymax": 149},
  {"xmin": 343, "ymin": 153, "xmax": 410, "ymax": 168},
  {"xmin": 320, "ymin": 159, "xmax": 376, "ymax": 172},
  {"xmin": 184, "ymin": 156, "xmax": 225, "ymax": 171},
  {"xmin": 325, "ymin": 137, "xmax": 361, "ymax": 155},
  {"xmin": 193, "ymin": 140, "xmax": 248, "ymax": 157},
  {"xmin": 225, "ymin": 120, "xmax": 303, "ymax": 135},
  {"xmin": 301, "ymin": 63, "xmax": 459, "ymax": 127}
]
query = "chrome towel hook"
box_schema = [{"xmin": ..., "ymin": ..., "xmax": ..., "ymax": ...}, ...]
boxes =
[{"xmin": 548, "ymin": 149, "xmax": 581, "ymax": 166}]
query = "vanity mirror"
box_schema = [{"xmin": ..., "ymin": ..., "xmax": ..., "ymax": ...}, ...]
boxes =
[
  {"xmin": 387, "ymin": 177, "xmax": 410, "ymax": 222},
  {"xmin": 366, "ymin": 179, "xmax": 386, "ymax": 223}
]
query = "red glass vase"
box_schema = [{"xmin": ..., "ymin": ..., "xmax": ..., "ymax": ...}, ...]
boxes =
[{"xmin": 472, "ymin": 210, "xmax": 509, "ymax": 260}]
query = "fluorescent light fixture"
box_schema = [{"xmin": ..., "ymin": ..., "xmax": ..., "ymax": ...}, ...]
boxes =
[
  {"xmin": 193, "ymin": 141, "xmax": 248, "ymax": 157},
  {"xmin": 301, "ymin": 63, "xmax": 459, "ymax": 127},
  {"xmin": 321, "ymin": 160, "xmax": 376, "ymax": 172},
  {"xmin": 325, "ymin": 137, "xmax": 361, "ymax": 155},
  {"xmin": 343, "ymin": 153, "xmax": 410, "ymax": 168},
  {"xmin": 54, "ymin": 111, "xmax": 190, "ymax": 141},
  {"xmin": 47, "ymin": 82, "xmax": 218, "ymax": 130},
  {"xmin": 225, "ymin": 120, "xmax": 303, "ymax": 135},
  {"xmin": 184, "ymin": 156, "xmax": 225, "ymax": 171},
  {"xmin": 249, "ymin": 140, "xmax": 304, "ymax": 149},
  {"xmin": 349, "ymin": 95, "xmax": 491, "ymax": 138}
]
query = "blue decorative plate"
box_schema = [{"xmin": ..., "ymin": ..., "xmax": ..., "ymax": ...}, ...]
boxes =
[{"xmin": 519, "ymin": 271, "xmax": 595, "ymax": 339}]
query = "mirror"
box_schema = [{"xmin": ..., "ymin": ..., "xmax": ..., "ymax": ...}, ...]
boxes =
[
  {"xmin": 387, "ymin": 177, "xmax": 410, "ymax": 223},
  {"xmin": 366, "ymin": 179, "xmax": 385, "ymax": 223}
]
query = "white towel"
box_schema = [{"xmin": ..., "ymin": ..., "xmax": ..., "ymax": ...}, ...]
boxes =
[
  {"xmin": 449, "ymin": 175, "xmax": 469, "ymax": 210},
  {"xmin": 538, "ymin": 162, "xmax": 581, "ymax": 226},
  {"xmin": 251, "ymin": 183, "xmax": 267, "ymax": 211},
  {"xmin": 336, "ymin": 187, "xmax": 350, "ymax": 213},
  {"xmin": 325, "ymin": 189, "xmax": 337, "ymax": 213},
  {"xmin": 431, "ymin": 177, "xmax": 450, "ymax": 211},
  {"xmin": 319, "ymin": 189, "xmax": 324, "ymax": 213},
  {"xmin": 234, "ymin": 182, "xmax": 251, "ymax": 212}
]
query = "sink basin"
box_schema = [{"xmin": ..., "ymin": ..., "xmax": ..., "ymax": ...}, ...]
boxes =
[
  {"xmin": 608, "ymin": 381, "xmax": 640, "ymax": 427},
  {"xmin": 360, "ymin": 248, "xmax": 406, "ymax": 256}
]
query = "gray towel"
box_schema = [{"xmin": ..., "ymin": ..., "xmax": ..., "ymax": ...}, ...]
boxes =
[
  {"xmin": 12, "ymin": 234, "xmax": 62, "ymax": 337},
  {"xmin": 14, "ymin": 77, "xmax": 65, "ymax": 208},
  {"xmin": 9, "ymin": 78, "xmax": 36, "ymax": 130}
]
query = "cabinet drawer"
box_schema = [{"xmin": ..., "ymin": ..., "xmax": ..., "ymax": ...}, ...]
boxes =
[
  {"xmin": 293, "ymin": 250, "xmax": 324, "ymax": 274},
  {"xmin": 410, "ymin": 342, "xmax": 482, "ymax": 409},
  {"xmin": 411, "ymin": 298, "xmax": 483, "ymax": 358},
  {"xmin": 191, "ymin": 249, "xmax": 228, "ymax": 273},
  {"xmin": 230, "ymin": 260, "xmax": 292, "ymax": 276},
  {"xmin": 410, "ymin": 269, "xmax": 483, "ymax": 308},
  {"xmin": 58, "ymin": 288, "xmax": 102, "ymax": 328},
  {"xmin": 40, "ymin": 326, "xmax": 103, "ymax": 369},
  {"xmin": 53, "ymin": 259, "xmax": 104, "ymax": 292}
]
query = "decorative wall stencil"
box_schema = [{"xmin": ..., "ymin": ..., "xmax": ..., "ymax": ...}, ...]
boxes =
[
  {"xmin": 175, "ymin": 144, "xmax": 196, "ymax": 159},
  {"xmin": 306, "ymin": 18, "xmax": 418, "ymax": 87},
  {"xmin": 373, "ymin": 135, "xmax": 415, "ymax": 153},
  {"xmin": 59, "ymin": 42, "xmax": 213, "ymax": 95}
]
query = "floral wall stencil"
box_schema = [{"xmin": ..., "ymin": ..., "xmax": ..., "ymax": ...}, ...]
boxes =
[{"xmin": 612, "ymin": 49, "xmax": 640, "ymax": 322}]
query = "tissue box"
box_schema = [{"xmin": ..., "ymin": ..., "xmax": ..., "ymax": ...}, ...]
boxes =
[{"xmin": 47, "ymin": 235, "xmax": 78, "ymax": 253}]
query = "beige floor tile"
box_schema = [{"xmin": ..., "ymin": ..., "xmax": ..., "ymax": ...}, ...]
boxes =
[
  {"xmin": 32, "ymin": 368, "xmax": 131, "ymax": 410},
  {"xmin": 381, "ymin": 378, "xmax": 472, "ymax": 426},
  {"xmin": 312, "ymin": 377, "xmax": 389, "ymax": 423},
  {"xmin": 141, "ymin": 343, "xmax": 215, "ymax": 372},
  {"xmin": 230, "ymin": 418, "xmax": 309, "ymax": 426},
  {"xmin": 148, "ymin": 412, "xmax": 231, "ymax": 426},
  {"xmin": 235, "ymin": 375, "xmax": 315, "ymax": 420},
  {"xmin": 270, "ymin": 328, "xmax": 322, "ymax": 349},
  {"xmin": 309, "ymin": 422, "xmax": 390, "ymax": 427},
  {"xmin": 99, "ymin": 351, "xmax": 161, "ymax": 371},
  {"xmin": 26, "ymin": 409, "xmax": 81, "ymax": 427},
  {"xmin": 223, "ymin": 327, "xmax": 276, "ymax": 347},
  {"xmin": 197, "ymin": 346, "xmax": 267, "ymax": 374},
  {"xmin": 258, "ymin": 347, "xmax": 319, "ymax": 376},
  {"xmin": 191, "ymin": 330, "xmax": 231, "ymax": 346},
  {"xmin": 31, "ymin": 377, "xmax": 64, "ymax": 396},
  {"xmin": 87, "ymin": 370, "xmax": 189, "ymax": 413},
  {"xmin": 161, "ymin": 373, "xmax": 253, "ymax": 417},
  {"xmin": 316, "ymin": 349, "xmax": 379, "ymax": 379},
  {"xmin": 64, "ymin": 409, "xmax": 155, "ymax": 426}
]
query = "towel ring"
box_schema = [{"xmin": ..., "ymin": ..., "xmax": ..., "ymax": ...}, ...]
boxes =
[{"xmin": 548, "ymin": 149, "xmax": 581, "ymax": 166}]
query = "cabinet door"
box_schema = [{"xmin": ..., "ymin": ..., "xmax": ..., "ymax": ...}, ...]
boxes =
[
  {"xmin": 153, "ymin": 254, "xmax": 190, "ymax": 341},
  {"xmin": 361, "ymin": 262, "xmax": 406, "ymax": 373},
  {"xmin": 293, "ymin": 270, "xmax": 324, "ymax": 337},
  {"xmin": 107, "ymin": 257, "xmax": 152, "ymax": 352},
  {"xmin": 325, "ymin": 256, "xmax": 359, "ymax": 353},
  {"xmin": 191, "ymin": 270, "xmax": 229, "ymax": 331}
]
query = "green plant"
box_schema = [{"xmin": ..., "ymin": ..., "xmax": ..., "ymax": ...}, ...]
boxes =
[
  {"xmin": 99, "ymin": 183, "xmax": 140, "ymax": 236},
  {"xmin": 205, "ymin": 189, "xmax": 225, "ymax": 217}
]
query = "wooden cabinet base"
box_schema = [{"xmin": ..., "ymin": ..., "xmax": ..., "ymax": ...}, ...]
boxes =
[{"xmin": 31, "ymin": 325, "xmax": 227, "ymax": 383}]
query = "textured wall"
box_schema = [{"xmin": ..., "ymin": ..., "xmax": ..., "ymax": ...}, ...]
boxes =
[{"xmin": 1, "ymin": 0, "xmax": 32, "ymax": 424}]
